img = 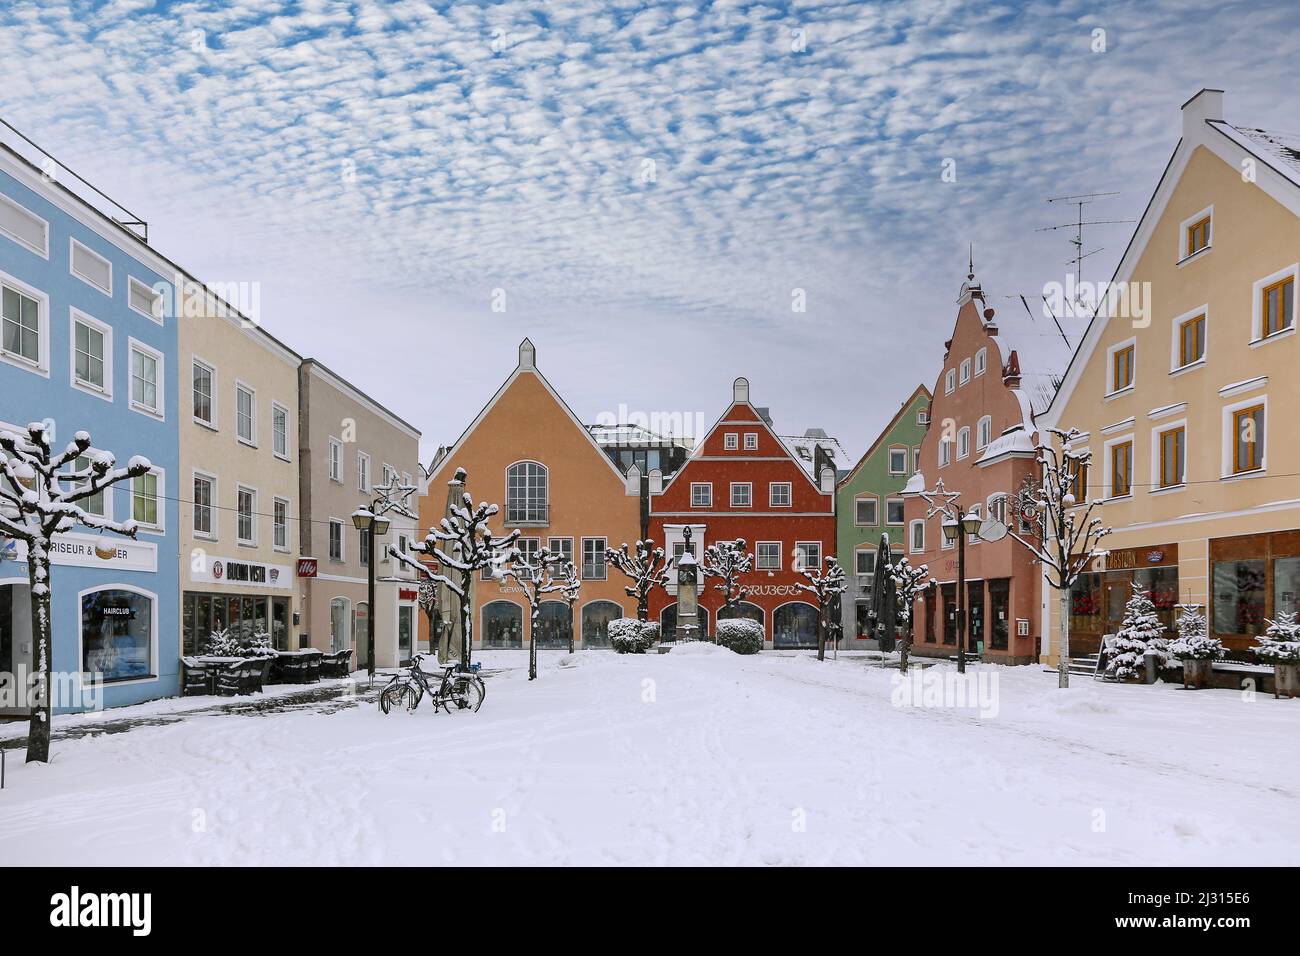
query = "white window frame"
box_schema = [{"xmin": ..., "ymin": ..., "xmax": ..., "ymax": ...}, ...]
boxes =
[
  {"xmin": 69, "ymin": 307, "xmax": 112, "ymax": 400},
  {"xmin": 127, "ymin": 276, "xmax": 163, "ymax": 323},
  {"xmin": 328, "ymin": 437, "xmax": 343, "ymax": 483},
  {"xmin": 854, "ymin": 547, "xmax": 877, "ymax": 578},
  {"xmin": 975, "ymin": 415, "xmax": 991, "ymax": 451},
  {"xmin": 888, "ymin": 447, "xmax": 908, "ymax": 475},
  {"xmin": 1251, "ymin": 263, "xmax": 1298, "ymax": 344},
  {"xmin": 854, "ymin": 495, "xmax": 878, "ymax": 526},
  {"xmin": 1221, "ymin": 394, "xmax": 1268, "ymax": 479},
  {"xmin": 132, "ymin": 466, "xmax": 165, "ymax": 534},
  {"xmin": 0, "ymin": 193, "xmax": 48, "ymax": 258},
  {"xmin": 1177, "ymin": 204, "xmax": 1214, "ymax": 264},
  {"xmin": 0, "ymin": 270, "xmax": 50, "ymax": 377},
  {"xmin": 885, "ymin": 497, "xmax": 905, "ymax": 526},
  {"xmin": 357, "ymin": 452, "xmax": 371, "ymax": 493},
  {"xmin": 974, "ymin": 347, "xmax": 987, "ymax": 376},
  {"xmin": 959, "ymin": 358, "xmax": 971, "ymax": 385},
  {"xmin": 69, "ymin": 237, "xmax": 112, "ymax": 297},
  {"xmin": 769, "ymin": 481, "xmax": 792, "ymax": 507},
  {"xmin": 192, "ymin": 470, "xmax": 217, "ymax": 540},
  {"xmin": 938, "ymin": 438, "xmax": 952, "ymax": 468},
  {"xmin": 1150, "ymin": 418, "xmax": 1188, "ymax": 492},
  {"xmin": 909, "ymin": 519, "xmax": 925, "ymax": 553},
  {"xmin": 956, "ymin": 427, "xmax": 970, "ymax": 460},
  {"xmin": 690, "ymin": 482, "xmax": 712, "ymax": 508},
  {"xmin": 273, "ymin": 496, "xmax": 290, "ymax": 552},
  {"xmin": 236, "ymin": 484, "xmax": 258, "ymax": 547},
  {"xmin": 944, "ymin": 369, "xmax": 956, "ymax": 394},
  {"xmin": 1169, "ymin": 304, "xmax": 1209, "ymax": 374},
  {"xmin": 234, "ymin": 381, "xmax": 256, "ymax": 447},
  {"xmin": 127, "ymin": 337, "xmax": 164, "ymax": 420},
  {"xmin": 548, "ymin": 536, "xmax": 574, "ymax": 565},
  {"xmin": 794, "ymin": 541, "xmax": 821, "ymax": 572},
  {"xmin": 724, "ymin": 432, "xmax": 738, "ymax": 450},
  {"xmin": 1106, "ymin": 336, "xmax": 1137, "ymax": 397},
  {"xmin": 1102, "ymin": 433, "xmax": 1135, "ymax": 500},
  {"xmin": 744, "ymin": 432, "xmax": 758, "ymax": 450},
  {"xmin": 912, "ymin": 447, "xmax": 921, "ymax": 474},
  {"xmin": 581, "ymin": 537, "xmax": 608, "ymax": 580},
  {"xmin": 271, "ymin": 402, "xmax": 291, "ymax": 462},
  {"xmin": 730, "ymin": 482, "xmax": 752, "ymax": 508},
  {"xmin": 65, "ymin": 454, "xmax": 111, "ymax": 520},
  {"xmin": 756, "ymin": 541, "xmax": 781, "ymax": 570},
  {"xmin": 191, "ymin": 357, "xmax": 217, "ymax": 428},
  {"xmin": 329, "ymin": 518, "xmax": 345, "ymax": 562}
]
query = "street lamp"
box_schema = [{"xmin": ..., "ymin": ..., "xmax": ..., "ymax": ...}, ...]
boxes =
[
  {"xmin": 351, "ymin": 507, "xmax": 391, "ymax": 679},
  {"xmin": 924, "ymin": 480, "xmax": 990, "ymax": 674}
]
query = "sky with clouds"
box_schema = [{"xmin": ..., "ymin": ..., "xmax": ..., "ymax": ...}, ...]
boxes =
[{"xmin": 1, "ymin": 0, "xmax": 1297, "ymax": 468}]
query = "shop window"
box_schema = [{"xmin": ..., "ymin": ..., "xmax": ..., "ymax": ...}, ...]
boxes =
[
  {"xmin": 773, "ymin": 602, "xmax": 819, "ymax": 649},
  {"xmin": 854, "ymin": 600, "xmax": 871, "ymax": 639},
  {"xmin": 718, "ymin": 602, "xmax": 764, "ymax": 627},
  {"xmin": 941, "ymin": 584, "xmax": 956, "ymax": 645},
  {"xmin": 581, "ymin": 600, "xmax": 623, "ymax": 648},
  {"xmin": 988, "ymin": 579, "xmax": 1009, "ymax": 650},
  {"xmin": 923, "ymin": 588, "xmax": 936, "ymax": 643},
  {"xmin": 1212, "ymin": 559, "xmax": 1266, "ymax": 637},
  {"xmin": 398, "ymin": 605, "xmax": 413, "ymax": 660},
  {"xmin": 1069, "ymin": 573, "xmax": 1103, "ymax": 638},
  {"xmin": 660, "ymin": 604, "xmax": 710, "ymax": 640},
  {"xmin": 1274, "ymin": 557, "xmax": 1300, "ymax": 619},
  {"xmin": 967, "ymin": 581, "xmax": 986, "ymax": 650},
  {"xmin": 81, "ymin": 587, "xmax": 153, "ymax": 681},
  {"xmin": 330, "ymin": 597, "xmax": 351, "ymax": 653},
  {"xmin": 535, "ymin": 601, "xmax": 572, "ymax": 648}
]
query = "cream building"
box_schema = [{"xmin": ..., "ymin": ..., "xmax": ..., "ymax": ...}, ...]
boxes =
[
  {"xmin": 297, "ymin": 359, "xmax": 422, "ymax": 670},
  {"xmin": 179, "ymin": 292, "xmax": 303, "ymax": 656},
  {"xmin": 1041, "ymin": 89, "xmax": 1300, "ymax": 663}
]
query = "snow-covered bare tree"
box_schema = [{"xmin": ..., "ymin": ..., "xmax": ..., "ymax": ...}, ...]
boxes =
[
  {"xmin": 794, "ymin": 554, "xmax": 846, "ymax": 662},
  {"xmin": 387, "ymin": 547, "xmax": 448, "ymax": 661},
  {"xmin": 405, "ymin": 468, "xmax": 519, "ymax": 668},
  {"xmin": 1006, "ymin": 426, "xmax": 1111, "ymax": 689},
  {"xmin": 557, "ymin": 560, "xmax": 581, "ymax": 653},
  {"xmin": 504, "ymin": 548, "xmax": 574, "ymax": 680},
  {"xmin": 700, "ymin": 538, "xmax": 753, "ymax": 613},
  {"xmin": 605, "ymin": 539, "xmax": 672, "ymax": 621},
  {"xmin": 0, "ymin": 423, "xmax": 151, "ymax": 764},
  {"xmin": 889, "ymin": 553, "xmax": 934, "ymax": 674}
]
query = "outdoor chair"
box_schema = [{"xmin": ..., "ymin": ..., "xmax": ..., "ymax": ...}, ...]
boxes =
[
  {"xmin": 242, "ymin": 657, "xmax": 274, "ymax": 694},
  {"xmin": 280, "ymin": 655, "xmax": 309, "ymax": 684},
  {"xmin": 304, "ymin": 651, "xmax": 323, "ymax": 683},
  {"xmin": 322, "ymin": 650, "xmax": 352, "ymax": 678},
  {"xmin": 215, "ymin": 660, "xmax": 247, "ymax": 697},
  {"xmin": 181, "ymin": 658, "xmax": 209, "ymax": 696}
]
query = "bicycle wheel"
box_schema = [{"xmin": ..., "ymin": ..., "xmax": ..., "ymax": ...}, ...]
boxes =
[
  {"xmin": 448, "ymin": 676, "xmax": 484, "ymax": 713},
  {"xmin": 379, "ymin": 682, "xmax": 417, "ymax": 714}
]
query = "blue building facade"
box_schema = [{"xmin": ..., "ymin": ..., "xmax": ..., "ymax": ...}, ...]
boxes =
[{"xmin": 0, "ymin": 145, "xmax": 180, "ymax": 712}]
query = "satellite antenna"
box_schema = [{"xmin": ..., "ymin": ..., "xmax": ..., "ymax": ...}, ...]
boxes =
[{"xmin": 1036, "ymin": 192, "xmax": 1134, "ymax": 314}]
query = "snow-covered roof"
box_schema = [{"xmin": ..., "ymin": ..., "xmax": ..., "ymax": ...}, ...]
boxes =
[
  {"xmin": 1217, "ymin": 124, "xmax": 1300, "ymax": 188},
  {"xmin": 588, "ymin": 422, "xmax": 692, "ymax": 449},
  {"xmin": 779, "ymin": 430, "xmax": 849, "ymax": 477},
  {"xmin": 975, "ymin": 427, "xmax": 1038, "ymax": 467},
  {"xmin": 902, "ymin": 471, "xmax": 927, "ymax": 495}
]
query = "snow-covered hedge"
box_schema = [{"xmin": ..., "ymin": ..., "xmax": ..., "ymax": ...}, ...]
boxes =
[
  {"xmin": 715, "ymin": 618, "xmax": 764, "ymax": 655},
  {"xmin": 609, "ymin": 618, "xmax": 658, "ymax": 654},
  {"xmin": 1254, "ymin": 612, "xmax": 1300, "ymax": 664}
]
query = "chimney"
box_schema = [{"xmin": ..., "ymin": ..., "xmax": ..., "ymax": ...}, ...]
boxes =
[
  {"xmin": 648, "ymin": 468, "xmax": 663, "ymax": 494},
  {"xmin": 1182, "ymin": 88, "xmax": 1224, "ymax": 139},
  {"xmin": 518, "ymin": 337, "xmax": 536, "ymax": 369},
  {"xmin": 733, "ymin": 377, "xmax": 750, "ymax": 404}
]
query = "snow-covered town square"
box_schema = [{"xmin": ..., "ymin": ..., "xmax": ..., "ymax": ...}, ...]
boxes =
[
  {"xmin": 4, "ymin": 648, "xmax": 1297, "ymax": 867},
  {"xmin": 2, "ymin": 1, "xmax": 1300, "ymax": 929}
]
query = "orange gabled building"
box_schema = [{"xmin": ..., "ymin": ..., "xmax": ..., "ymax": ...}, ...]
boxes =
[{"xmin": 419, "ymin": 339, "xmax": 641, "ymax": 650}]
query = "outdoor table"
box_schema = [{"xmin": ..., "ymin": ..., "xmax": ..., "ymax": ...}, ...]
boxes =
[
  {"xmin": 195, "ymin": 656, "xmax": 244, "ymax": 694},
  {"xmin": 271, "ymin": 649, "xmax": 321, "ymax": 684}
]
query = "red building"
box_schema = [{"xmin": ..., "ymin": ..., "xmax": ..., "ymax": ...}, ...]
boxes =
[
  {"xmin": 647, "ymin": 378, "xmax": 838, "ymax": 648},
  {"xmin": 902, "ymin": 268, "xmax": 1071, "ymax": 665}
]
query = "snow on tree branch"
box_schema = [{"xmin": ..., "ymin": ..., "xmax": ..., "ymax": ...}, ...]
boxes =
[
  {"xmin": 700, "ymin": 538, "xmax": 753, "ymax": 610},
  {"xmin": 606, "ymin": 539, "xmax": 672, "ymax": 621}
]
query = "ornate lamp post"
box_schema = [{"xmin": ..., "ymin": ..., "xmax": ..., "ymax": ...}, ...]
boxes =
[
  {"xmin": 921, "ymin": 479, "xmax": 985, "ymax": 674},
  {"xmin": 351, "ymin": 476, "xmax": 417, "ymax": 679}
]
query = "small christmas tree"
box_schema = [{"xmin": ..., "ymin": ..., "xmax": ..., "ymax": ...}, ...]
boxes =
[
  {"xmin": 1168, "ymin": 604, "xmax": 1225, "ymax": 661},
  {"xmin": 1105, "ymin": 588, "xmax": 1167, "ymax": 681},
  {"xmin": 1254, "ymin": 611, "xmax": 1300, "ymax": 664}
]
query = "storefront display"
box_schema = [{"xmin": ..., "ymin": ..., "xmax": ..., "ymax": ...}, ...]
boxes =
[
  {"xmin": 1211, "ymin": 531, "xmax": 1300, "ymax": 646},
  {"xmin": 183, "ymin": 591, "xmax": 291, "ymax": 654},
  {"xmin": 81, "ymin": 588, "xmax": 153, "ymax": 681},
  {"xmin": 1067, "ymin": 544, "xmax": 1179, "ymax": 653}
]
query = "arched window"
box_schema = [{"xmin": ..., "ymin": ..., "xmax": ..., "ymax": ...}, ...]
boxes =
[
  {"xmin": 329, "ymin": 597, "xmax": 351, "ymax": 653},
  {"xmin": 506, "ymin": 461, "xmax": 548, "ymax": 524},
  {"xmin": 482, "ymin": 600, "xmax": 524, "ymax": 648},
  {"xmin": 975, "ymin": 347, "xmax": 987, "ymax": 376},
  {"xmin": 772, "ymin": 602, "xmax": 819, "ymax": 650},
  {"xmin": 581, "ymin": 600, "xmax": 623, "ymax": 648},
  {"xmin": 535, "ymin": 601, "xmax": 572, "ymax": 649},
  {"xmin": 957, "ymin": 427, "xmax": 971, "ymax": 460},
  {"xmin": 717, "ymin": 601, "xmax": 765, "ymax": 626},
  {"xmin": 80, "ymin": 585, "xmax": 155, "ymax": 681},
  {"xmin": 976, "ymin": 415, "xmax": 992, "ymax": 451}
]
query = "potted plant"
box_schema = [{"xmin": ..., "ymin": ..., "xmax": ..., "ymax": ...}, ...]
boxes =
[
  {"xmin": 1104, "ymin": 587, "xmax": 1168, "ymax": 683},
  {"xmin": 1253, "ymin": 612, "xmax": 1300, "ymax": 699},
  {"xmin": 1168, "ymin": 604, "xmax": 1223, "ymax": 689}
]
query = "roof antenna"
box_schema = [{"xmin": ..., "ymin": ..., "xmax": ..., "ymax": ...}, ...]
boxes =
[{"xmin": 967, "ymin": 243, "xmax": 974, "ymax": 281}]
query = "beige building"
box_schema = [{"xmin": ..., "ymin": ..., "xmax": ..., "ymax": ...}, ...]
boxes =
[
  {"xmin": 297, "ymin": 359, "xmax": 422, "ymax": 670},
  {"xmin": 1041, "ymin": 89, "xmax": 1300, "ymax": 663},
  {"xmin": 179, "ymin": 293, "xmax": 303, "ymax": 656}
]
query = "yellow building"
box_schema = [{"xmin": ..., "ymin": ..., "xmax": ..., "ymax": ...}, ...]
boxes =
[
  {"xmin": 1041, "ymin": 89, "xmax": 1300, "ymax": 663},
  {"xmin": 178, "ymin": 286, "xmax": 303, "ymax": 656}
]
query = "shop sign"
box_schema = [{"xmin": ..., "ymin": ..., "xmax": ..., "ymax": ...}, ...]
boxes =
[
  {"xmin": 192, "ymin": 554, "xmax": 294, "ymax": 590},
  {"xmin": 399, "ymin": 588, "xmax": 418, "ymax": 601},
  {"xmin": 1103, "ymin": 544, "xmax": 1177, "ymax": 571},
  {"xmin": 4, "ymin": 533, "xmax": 157, "ymax": 573},
  {"xmin": 297, "ymin": 558, "xmax": 318, "ymax": 578}
]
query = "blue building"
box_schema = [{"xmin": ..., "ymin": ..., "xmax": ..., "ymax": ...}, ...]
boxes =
[{"xmin": 0, "ymin": 134, "xmax": 180, "ymax": 712}]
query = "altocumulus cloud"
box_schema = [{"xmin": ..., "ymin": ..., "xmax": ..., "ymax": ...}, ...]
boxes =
[{"xmin": 0, "ymin": 0, "xmax": 1297, "ymax": 459}]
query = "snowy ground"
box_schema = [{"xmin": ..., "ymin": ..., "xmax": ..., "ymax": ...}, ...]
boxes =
[{"xmin": 1, "ymin": 647, "xmax": 1296, "ymax": 866}]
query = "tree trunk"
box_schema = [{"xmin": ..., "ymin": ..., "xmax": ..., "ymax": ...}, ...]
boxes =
[
  {"xmin": 568, "ymin": 603, "xmax": 575, "ymax": 654},
  {"xmin": 637, "ymin": 593, "xmax": 647, "ymax": 622},
  {"xmin": 460, "ymin": 571, "xmax": 473, "ymax": 667},
  {"xmin": 1058, "ymin": 585, "xmax": 1071, "ymax": 689},
  {"xmin": 900, "ymin": 621, "xmax": 912, "ymax": 674},
  {"xmin": 25, "ymin": 549, "xmax": 53, "ymax": 764},
  {"xmin": 529, "ymin": 602, "xmax": 538, "ymax": 681},
  {"xmin": 817, "ymin": 605, "xmax": 826, "ymax": 662}
]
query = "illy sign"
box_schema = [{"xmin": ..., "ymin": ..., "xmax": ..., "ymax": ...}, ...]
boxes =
[{"xmin": 297, "ymin": 558, "xmax": 318, "ymax": 578}]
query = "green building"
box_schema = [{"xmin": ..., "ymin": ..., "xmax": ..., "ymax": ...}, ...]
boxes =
[{"xmin": 836, "ymin": 385, "xmax": 932, "ymax": 642}]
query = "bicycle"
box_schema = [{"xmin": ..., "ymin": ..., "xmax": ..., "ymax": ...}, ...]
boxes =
[{"xmin": 379, "ymin": 654, "xmax": 484, "ymax": 715}]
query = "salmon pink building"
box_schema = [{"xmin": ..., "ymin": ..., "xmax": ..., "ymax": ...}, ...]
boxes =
[
  {"xmin": 647, "ymin": 378, "xmax": 838, "ymax": 648},
  {"xmin": 903, "ymin": 268, "xmax": 1073, "ymax": 665}
]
